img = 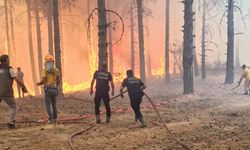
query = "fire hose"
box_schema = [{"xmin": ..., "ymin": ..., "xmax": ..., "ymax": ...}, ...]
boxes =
[
  {"xmin": 69, "ymin": 123, "xmax": 96, "ymax": 150},
  {"xmin": 143, "ymin": 92, "xmax": 191, "ymax": 150},
  {"xmin": 68, "ymin": 91, "xmax": 191, "ymax": 150}
]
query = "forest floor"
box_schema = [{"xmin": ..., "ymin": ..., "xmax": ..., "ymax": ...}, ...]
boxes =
[{"xmin": 1, "ymin": 72, "xmax": 250, "ymax": 150}]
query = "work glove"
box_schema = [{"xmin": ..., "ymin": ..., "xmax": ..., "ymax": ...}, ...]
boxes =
[{"xmin": 90, "ymin": 90, "xmax": 94, "ymax": 96}]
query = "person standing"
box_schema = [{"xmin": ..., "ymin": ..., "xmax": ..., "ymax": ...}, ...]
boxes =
[
  {"xmin": 37, "ymin": 55, "xmax": 60, "ymax": 124},
  {"xmin": 120, "ymin": 70, "xmax": 146, "ymax": 128},
  {"xmin": 90, "ymin": 62, "xmax": 114, "ymax": 123},
  {"xmin": 238, "ymin": 64, "xmax": 250, "ymax": 95},
  {"xmin": 0, "ymin": 54, "xmax": 28, "ymax": 129},
  {"xmin": 16, "ymin": 67, "xmax": 24, "ymax": 98}
]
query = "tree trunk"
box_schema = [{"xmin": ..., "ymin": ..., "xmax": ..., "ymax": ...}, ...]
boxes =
[
  {"xmin": 201, "ymin": 0, "xmax": 206, "ymax": 79},
  {"xmin": 59, "ymin": 1, "xmax": 65, "ymax": 79},
  {"xmin": 97, "ymin": 0, "xmax": 108, "ymax": 69},
  {"xmin": 9, "ymin": 0, "xmax": 16, "ymax": 61},
  {"xmin": 165, "ymin": 0, "xmax": 170, "ymax": 83},
  {"xmin": 106, "ymin": 0, "xmax": 113, "ymax": 74},
  {"xmin": 108, "ymin": 23, "xmax": 113, "ymax": 74},
  {"xmin": 183, "ymin": 0, "xmax": 194, "ymax": 94},
  {"xmin": 136, "ymin": 0, "xmax": 146, "ymax": 81},
  {"xmin": 34, "ymin": 0, "xmax": 43, "ymax": 83},
  {"xmin": 26, "ymin": 0, "xmax": 40, "ymax": 95},
  {"xmin": 47, "ymin": 0, "xmax": 54, "ymax": 56},
  {"xmin": 130, "ymin": 0, "xmax": 135, "ymax": 72},
  {"xmin": 53, "ymin": 0, "xmax": 63, "ymax": 96},
  {"xmin": 225, "ymin": 0, "xmax": 234, "ymax": 84},
  {"xmin": 4, "ymin": 0, "xmax": 10, "ymax": 56},
  {"xmin": 193, "ymin": 0, "xmax": 199, "ymax": 77}
]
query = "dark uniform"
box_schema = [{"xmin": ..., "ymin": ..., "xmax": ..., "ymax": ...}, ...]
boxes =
[
  {"xmin": 122, "ymin": 76, "xmax": 144, "ymax": 121},
  {"xmin": 93, "ymin": 70, "xmax": 113, "ymax": 118}
]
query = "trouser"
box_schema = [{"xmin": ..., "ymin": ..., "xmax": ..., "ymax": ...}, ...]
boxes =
[
  {"xmin": 130, "ymin": 96, "xmax": 143, "ymax": 119},
  {"xmin": 0, "ymin": 96, "xmax": 17, "ymax": 123},
  {"xmin": 244, "ymin": 79, "xmax": 250, "ymax": 93},
  {"xmin": 45, "ymin": 93, "xmax": 57, "ymax": 121},
  {"xmin": 94, "ymin": 90, "xmax": 111, "ymax": 117},
  {"xmin": 17, "ymin": 85, "xmax": 24, "ymax": 98}
]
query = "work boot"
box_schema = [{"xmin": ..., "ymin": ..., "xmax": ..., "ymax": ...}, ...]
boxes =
[
  {"xmin": 96, "ymin": 115, "xmax": 101, "ymax": 123},
  {"xmin": 138, "ymin": 118, "xmax": 147, "ymax": 128},
  {"xmin": 106, "ymin": 116, "xmax": 110, "ymax": 123},
  {"xmin": 243, "ymin": 92, "xmax": 248, "ymax": 95},
  {"xmin": 7, "ymin": 120, "xmax": 16, "ymax": 129}
]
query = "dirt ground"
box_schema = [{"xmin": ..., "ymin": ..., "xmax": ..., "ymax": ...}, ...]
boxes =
[{"xmin": 1, "ymin": 73, "xmax": 250, "ymax": 150}]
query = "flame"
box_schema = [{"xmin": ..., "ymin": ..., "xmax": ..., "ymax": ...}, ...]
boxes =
[
  {"xmin": 113, "ymin": 60, "xmax": 127, "ymax": 82},
  {"xmin": 63, "ymin": 81, "xmax": 90, "ymax": 93},
  {"xmin": 88, "ymin": 19, "xmax": 97, "ymax": 77},
  {"xmin": 152, "ymin": 57, "xmax": 165, "ymax": 78}
]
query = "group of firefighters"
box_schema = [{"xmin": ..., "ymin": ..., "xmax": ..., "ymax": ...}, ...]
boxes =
[
  {"xmin": 0, "ymin": 54, "xmax": 146, "ymax": 129},
  {"xmin": 1, "ymin": 53, "xmax": 250, "ymax": 129}
]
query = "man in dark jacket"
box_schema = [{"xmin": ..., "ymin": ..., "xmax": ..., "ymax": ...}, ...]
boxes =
[
  {"xmin": 0, "ymin": 54, "xmax": 27, "ymax": 129},
  {"xmin": 120, "ymin": 70, "xmax": 146, "ymax": 128},
  {"xmin": 90, "ymin": 62, "xmax": 114, "ymax": 123}
]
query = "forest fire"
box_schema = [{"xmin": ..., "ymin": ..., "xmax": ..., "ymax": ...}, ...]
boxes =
[{"xmin": 1, "ymin": 0, "xmax": 250, "ymax": 149}]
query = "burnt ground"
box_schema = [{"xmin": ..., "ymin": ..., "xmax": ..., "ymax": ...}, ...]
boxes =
[{"xmin": 1, "ymin": 73, "xmax": 250, "ymax": 150}]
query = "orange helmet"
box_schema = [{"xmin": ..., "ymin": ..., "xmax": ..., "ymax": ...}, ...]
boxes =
[{"xmin": 45, "ymin": 54, "xmax": 54, "ymax": 62}]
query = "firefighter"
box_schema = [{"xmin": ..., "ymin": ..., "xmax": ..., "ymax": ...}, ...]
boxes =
[
  {"xmin": 238, "ymin": 64, "xmax": 250, "ymax": 95},
  {"xmin": 120, "ymin": 70, "xmax": 146, "ymax": 128},
  {"xmin": 90, "ymin": 62, "xmax": 114, "ymax": 123},
  {"xmin": 37, "ymin": 55, "xmax": 60, "ymax": 124},
  {"xmin": 0, "ymin": 54, "xmax": 28, "ymax": 129},
  {"xmin": 16, "ymin": 67, "xmax": 24, "ymax": 98}
]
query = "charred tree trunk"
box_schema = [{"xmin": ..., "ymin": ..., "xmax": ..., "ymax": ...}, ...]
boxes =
[
  {"xmin": 34, "ymin": 0, "xmax": 43, "ymax": 83},
  {"xmin": 26, "ymin": 0, "xmax": 39, "ymax": 95},
  {"xmin": 130, "ymin": 0, "xmax": 135, "ymax": 72},
  {"xmin": 53, "ymin": 0, "xmax": 63, "ymax": 96},
  {"xmin": 165, "ymin": 0, "xmax": 170, "ymax": 83},
  {"xmin": 59, "ymin": 2, "xmax": 65, "ymax": 79},
  {"xmin": 97, "ymin": 0, "xmax": 108, "ymax": 69},
  {"xmin": 193, "ymin": 0, "xmax": 199, "ymax": 77},
  {"xmin": 183, "ymin": 0, "xmax": 194, "ymax": 94},
  {"xmin": 225, "ymin": 0, "xmax": 234, "ymax": 84},
  {"xmin": 136, "ymin": 0, "xmax": 146, "ymax": 81},
  {"xmin": 9, "ymin": 0, "xmax": 16, "ymax": 60},
  {"xmin": 47, "ymin": 0, "xmax": 54, "ymax": 56},
  {"xmin": 106, "ymin": 0, "xmax": 113, "ymax": 74},
  {"xmin": 108, "ymin": 24, "xmax": 113, "ymax": 74},
  {"xmin": 201, "ymin": 0, "xmax": 206, "ymax": 79},
  {"xmin": 4, "ymin": 0, "xmax": 10, "ymax": 56}
]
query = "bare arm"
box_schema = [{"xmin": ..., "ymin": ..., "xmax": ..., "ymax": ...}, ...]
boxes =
[
  {"xmin": 90, "ymin": 79, "xmax": 95, "ymax": 95},
  {"xmin": 238, "ymin": 74, "xmax": 246, "ymax": 85},
  {"xmin": 110, "ymin": 81, "xmax": 114, "ymax": 95},
  {"xmin": 37, "ymin": 77, "xmax": 46, "ymax": 86},
  {"xmin": 120, "ymin": 85, "xmax": 125, "ymax": 98}
]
